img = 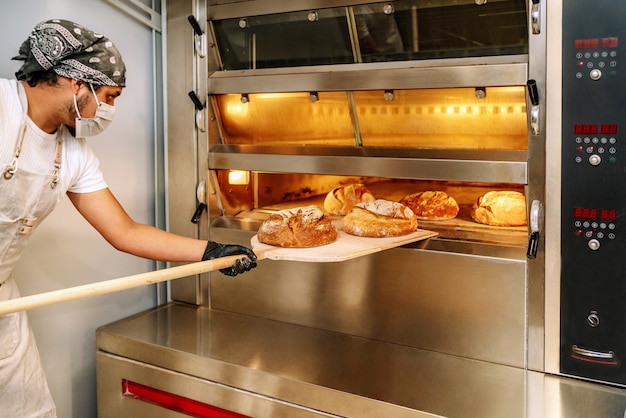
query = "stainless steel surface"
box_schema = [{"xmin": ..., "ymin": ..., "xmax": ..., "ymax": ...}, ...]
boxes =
[
  {"xmin": 209, "ymin": 146, "xmax": 528, "ymax": 184},
  {"xmin": 544, "ymin": 0, "xmax": 563, "ymax": 377},
  {"xmin": 208, "ymin": 58, "xmax": 528, "ymax": 94},
  {"xmin": 97, "ymin": 303, "xmax": 626, "ymax": 418},
  {"xmin": 166, "ymin": 0, "xmax": 210, "ymax": 304},
  {"xmin": 210, "ymin": 227, "xmax": 527, "ymax": 367}
]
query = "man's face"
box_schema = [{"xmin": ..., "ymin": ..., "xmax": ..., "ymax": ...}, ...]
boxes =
[
  {"xmin": 65, "ymin": 81, "xmax": 123, "ymax": 134},
  {"xmin": 74, "ymin": 84, "xmax": 123, "ymax": 118}
]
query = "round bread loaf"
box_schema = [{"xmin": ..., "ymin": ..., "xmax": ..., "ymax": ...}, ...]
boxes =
[
  {"xmin": 323, "ymin": 183, "xmax": 376, "ymax": 215},
  {"xmin": 471, "ymin": 191, "xmax": 527, "ymax": 226},
  {"xmin": 257, "ymin": 205, "xmax": 337, "ymax": 247},
  {"xmin": 400, "ymin": 191, "xmax": 459, "ymax": 220},
  {"xmin": 341, "ymin": 199, "xmax": 418, "ymax": 237}
]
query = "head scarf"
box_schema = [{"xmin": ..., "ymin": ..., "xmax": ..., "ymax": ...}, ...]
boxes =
[{"xmin": 12, "ymin": 19, "xmax": 126, "ymax": 87}]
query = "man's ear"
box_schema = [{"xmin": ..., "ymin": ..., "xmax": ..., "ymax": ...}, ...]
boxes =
[{"xmin": 69, "ymin": 79, "xmax": 83, "ymax": 95}]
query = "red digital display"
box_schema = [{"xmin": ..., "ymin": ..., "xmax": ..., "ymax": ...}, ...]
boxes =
[
  {"xmin": 575, "ymin": 38, "xmax": 599, "ymax": 49},
  {"xmin": 574, "ymin": 124, "xmax": 598, "ymax": 134},
  {"xmin": 602, "ymin": 37, "xmax": 619, "ymax": 48},
  {"xmin": 574, "ymin": 207, "xmax": 617, "ymax": 221},
  {"xmin": 601, "ymin": 124, "xmax": 618, "ymax": 134}
]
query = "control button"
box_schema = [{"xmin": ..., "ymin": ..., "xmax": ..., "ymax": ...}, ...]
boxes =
[
  {"xmin": 587, "ymin": 312, "xmax": 600, "ymax": 327},
  {"xmin": 588, "ymin": 239, "xmax": 601, "ymax": 250},
  {"xmin": 586, "ymin": 146, "xmax": 594, "ymax": 153},
  {"xmin": 597, "ymin": 232, "xmax": 605, "ymax": 239},
  {"xmin": 590, "ymin": 69, "xmax": 602, "ymax": 80},
  {"xmin": 575, "ymin": 156, "xmax": 583, "ymax": 163},
  {"xmin": 585, "ymin": 230, "xmax": 593, "ymax": 238},
  {"xmin": 592, "ymin": 137, "xmax": 599, "ymax": 144},
  {"xmin": 609, "ymin": 137, "xmax": 617, "ymax": 144},
  {"xmin": 583, "ymin": 221, "xmax": 590, "ymax": 228},
  {"xmin": 609, "ymin": 233, "xmax": 616, "ymax": 239},
  {"xmin": 609, "ymin": 147, "xmax": 617, "ymax": 154},
  {"xmin": 601, "ymin": 137, "xmax": 608, "ymax": 144},
  {"xmin": 589, "ymin": 154, "xmax": 602, "ymax": 165},
  {"xmin": 575, "ymin": 136, "xmax": 583, "ymax": 143},
  {"xmin": 608, "ymin": 223, "xmax": 616, "ymax": 230},
  {"xmin": 600, "ymin": 222, "xmax": 607, "ymax": 229},
  {"xmin": 576, "ymin": 72, "xmax": 583, "ymax": 79},
  {"xmin": 584, "ymin": 137, "xmax": 591, "ymax": 144},
  {"xmin": 592, "ymin": 222, "xmax": 599, "ymax": 228},
  {"xmin": 609, "ymin": 156, "xmax": 617, "ymax": 164},
  {"xmin": 598, "ymin": 147, "xmax": 605, "ymax": 154}
]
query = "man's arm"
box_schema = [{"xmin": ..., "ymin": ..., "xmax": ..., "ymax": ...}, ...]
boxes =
[{"xmin": 67, "ymin": 188, "xmax": 206, "ymax": 262}]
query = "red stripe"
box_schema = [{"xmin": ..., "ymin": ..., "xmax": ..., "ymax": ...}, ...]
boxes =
[
  {"xmin": 122, "ymin": 379, "xmax": 251, "ymax": 418},
  {"xmin": 571, "ymin": 355, "xmax": 619, "ymax": 366}
]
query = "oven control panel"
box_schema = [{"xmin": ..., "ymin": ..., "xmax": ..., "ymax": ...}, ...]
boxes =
[{"xmin": 561, "ymin": 0, "xmax": 626, "ymax": 386}]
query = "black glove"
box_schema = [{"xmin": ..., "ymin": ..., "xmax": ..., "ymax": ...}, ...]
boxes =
[{"xmin": 202, "ymin": 241, "xmax": 257, "ymax": 277}]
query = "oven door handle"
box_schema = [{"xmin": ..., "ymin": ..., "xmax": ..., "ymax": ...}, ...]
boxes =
[
  {"xmin": 531, "ymin": 0, "xmax": 541, "ymax": 35},
  {"xmin": 527, "ymin": 200, "xmax": 543, "ymax": 259},
  {"xmin": 527, "ymin": 79, "xmax": 541, "ymax": 136}
]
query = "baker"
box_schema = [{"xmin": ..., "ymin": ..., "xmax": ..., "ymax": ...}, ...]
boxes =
[{"xmin": 0, "ymin": 19, "xmax": 257, "ymax": 417}]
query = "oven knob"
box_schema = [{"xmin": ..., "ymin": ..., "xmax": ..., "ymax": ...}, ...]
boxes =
[
  {"xmin": 590, "ymin": 69, "xmax": 602, "ymax": 80},
  {"xmin": 589, "ymin": 154, "xmax": 602, "ymax": 166},
  {"xmin": 587, "ymin": 312, "xmax": 600, "ymax": 327},
  {"xmin": 588, "ymin": 239, "xmax": 600, "ymax": 250}
]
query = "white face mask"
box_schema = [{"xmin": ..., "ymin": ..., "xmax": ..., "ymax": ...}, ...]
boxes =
[{"xmin": 73, "ymin": 83, "xmax": 115, "ymax": 138}]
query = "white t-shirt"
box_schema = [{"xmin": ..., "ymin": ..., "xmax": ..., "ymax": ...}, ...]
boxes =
[{"xmin": 0, "ymin": 78, "xmax": 107, "ymax": 194}]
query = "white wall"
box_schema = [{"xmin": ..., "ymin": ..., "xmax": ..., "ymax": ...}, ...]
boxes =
[{"xmin": 0, "ymin": 1, "xmax": 160, "ymax": 417}]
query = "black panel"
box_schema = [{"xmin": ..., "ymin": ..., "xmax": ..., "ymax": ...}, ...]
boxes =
[{"xmin": 561, "ymin": 0, "xmax": 626, "ymax": 384}]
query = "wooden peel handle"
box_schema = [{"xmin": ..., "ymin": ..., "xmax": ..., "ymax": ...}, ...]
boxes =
[{"xmin": 0, "ymin": 251, "xmax": 266, "ymax": 316}]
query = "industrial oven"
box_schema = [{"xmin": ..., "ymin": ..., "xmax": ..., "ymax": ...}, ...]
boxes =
[{"xmin": 96, "ymin": 1, "xmax": 626, "ymax": 417}]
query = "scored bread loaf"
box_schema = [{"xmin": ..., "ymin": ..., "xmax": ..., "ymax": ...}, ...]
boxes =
[
  {"xmin": 257, "ymin": 205, "xmax": 337, "ymax": 248},
  {"xmin": 323, "ymin": 183, "xmax": 376, "ymax": 216},
  {"xmin": 400, "ymin": 191, "xmax": 459, "ymax": 221},
  {"xmin": 471, "ymin": 191, "xmax": 527, "ymax": 226},
  {"xmin": 341, "ymin": 199, "xmax": 418, "ymax": 237}
]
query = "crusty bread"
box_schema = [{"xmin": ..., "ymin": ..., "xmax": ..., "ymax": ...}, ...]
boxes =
[
  {"xmin": 471, "ymin": 191, "xmax": 527, "ymax": 226},
  {"xmin": 400, "ymin": 191, "xmax": 459, "ymax": 220},
  {"xmin": 258, "ymin": 205, "xmax": 337, "ymax": 247},
  {"xmin": 323, "ymin": 183, "xmax": 376, "ymax": 215},
  {"xmin": 342, "ymin": 199, "xmax": 418, "ymax": 237}
]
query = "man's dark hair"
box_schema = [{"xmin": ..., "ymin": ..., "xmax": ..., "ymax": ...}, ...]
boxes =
[{"xmin": 25, "ymin": 69, "xmax": 58, "ymax": 87}]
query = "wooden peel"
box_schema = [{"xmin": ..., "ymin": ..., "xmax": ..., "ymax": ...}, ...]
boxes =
[
  {"xmin": 0, "ymin": 254, "xmax": 263, "ymax": 316},
  {"xmin": 0, "ymin": 227, "xmax": 436, "ymax": 316}
]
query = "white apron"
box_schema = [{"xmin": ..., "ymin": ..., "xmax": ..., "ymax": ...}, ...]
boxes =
[{"xmin": 0, "ymin": 82, "xmax": 61, "ymax": 418}]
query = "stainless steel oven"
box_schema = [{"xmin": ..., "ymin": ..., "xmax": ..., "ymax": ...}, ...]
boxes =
[{"xmin": 95, "ymin": 1, "xmax": 626, "ymax": 417}]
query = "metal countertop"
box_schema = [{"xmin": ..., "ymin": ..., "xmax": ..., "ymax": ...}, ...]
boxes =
[{"xmin": 97, "ymin": 302, "xmax": 626, "ymax": 418}]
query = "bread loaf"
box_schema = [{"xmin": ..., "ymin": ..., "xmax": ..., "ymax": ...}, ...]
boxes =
[
  {"xmin": 400, "ymin": 191, "xmax": 459, "ymax": 220},
  {"xmin": 324, "ymin": 183, "xmax": 376, "ymax": 216},
  {"xmin": 341, "ymin": 199, "xmax": 418, "ymax": 237},
  {"xmin": 471, "ymin": 191, "xmax": 527, "ymax": 226},
  {"xmin": 258, "ymin": 205, "xmax": 337, "ymax": 247}
]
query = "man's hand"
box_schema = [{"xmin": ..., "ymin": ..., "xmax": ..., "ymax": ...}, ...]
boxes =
[{"xmin": 202, "ymin": 241, "xmax": 258, "ymax": 276}]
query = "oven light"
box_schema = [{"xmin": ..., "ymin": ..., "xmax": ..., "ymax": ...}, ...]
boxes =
[{"xmin": 228, "ymin": 170, "xmax": 250, "ymax": 185}]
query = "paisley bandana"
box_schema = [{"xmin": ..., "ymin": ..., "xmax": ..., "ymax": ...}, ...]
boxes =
[{"xmin": 12, "ymin": 19, "xmax": 126, "ymax": 87}]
